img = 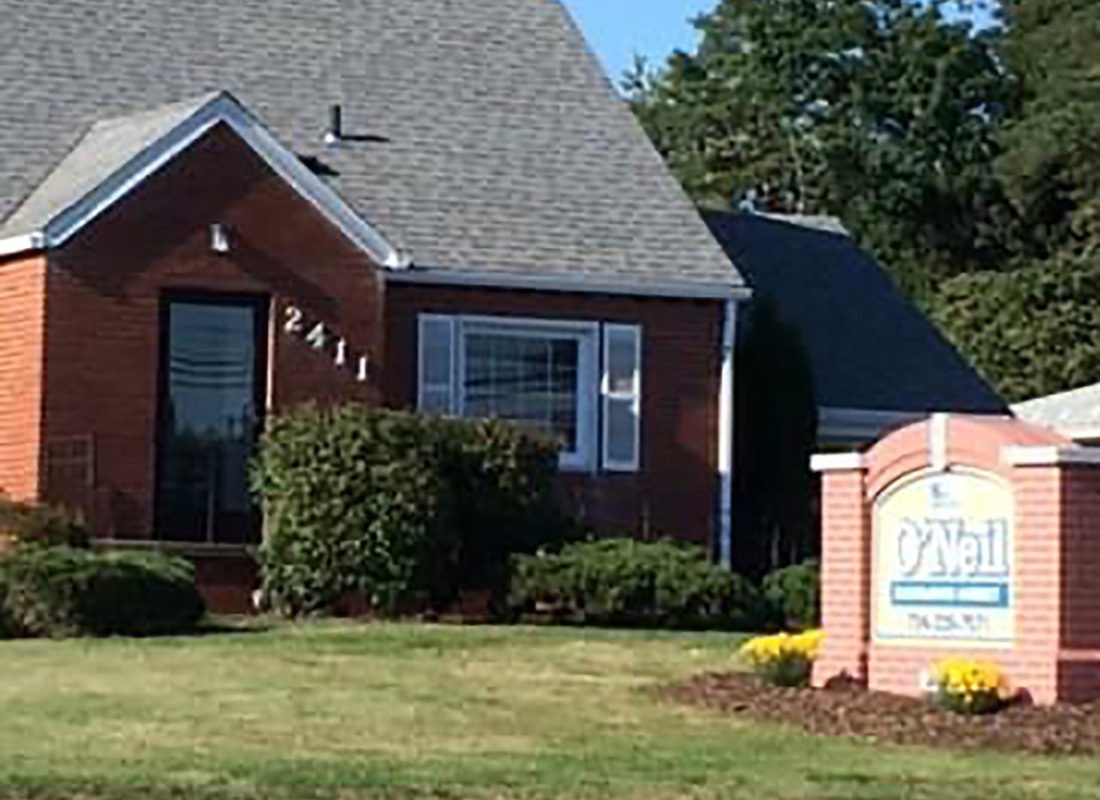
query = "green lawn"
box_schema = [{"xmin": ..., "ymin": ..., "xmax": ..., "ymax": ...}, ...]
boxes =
[{"xmin": 1, "ymin": 623, "xmax": 1099, "ymax": 800}]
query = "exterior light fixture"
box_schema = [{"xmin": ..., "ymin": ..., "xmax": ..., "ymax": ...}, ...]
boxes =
[{"xmin": 210, "ymin": 223, "xmax": 231, "ymax": 254}]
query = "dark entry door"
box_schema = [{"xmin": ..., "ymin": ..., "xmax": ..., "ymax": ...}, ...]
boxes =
[{"xmin": 156, "ymin": 294, "xmax": 268, "ymax": 544}]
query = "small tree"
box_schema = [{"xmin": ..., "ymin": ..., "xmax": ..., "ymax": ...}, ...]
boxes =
[{"xmin": 733, "ymin": 298, "xmax": 819, "ymax": 577}]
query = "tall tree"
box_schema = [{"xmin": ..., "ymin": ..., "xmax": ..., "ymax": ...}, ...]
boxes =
[
  {"xmin": 929, "ymin": 0, "xmax": 1100, "ymax": 402},
  {"xmin": 997, "ymin": 0, "xmax": 1100, "ymax": 258},
  {"xmin": 627, "ymin": 0, "xmax": 1018, "ymax": 300}
]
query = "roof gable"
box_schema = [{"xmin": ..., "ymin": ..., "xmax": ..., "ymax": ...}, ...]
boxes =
[
  {"xmin": 0, "ymin": 93, "xmax": 404, "ymax": 267},
  {"xmin": 0, "ymin": 0, "xmax": 742, "ymax": 290}
]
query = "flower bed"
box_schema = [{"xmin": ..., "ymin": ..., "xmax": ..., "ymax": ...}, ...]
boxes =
[{"xmin": 661, "ymin": 672, "xmax": 1100, "ymax": 755}]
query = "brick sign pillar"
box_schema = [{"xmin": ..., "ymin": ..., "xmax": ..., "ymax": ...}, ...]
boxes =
[
  {"xmin": 812, "ymin": 414, "xmax": 1100, "ymax": 705},
  {"xmin": 814, "ymin": 455, "xmax": 871, "ymax": 684}
]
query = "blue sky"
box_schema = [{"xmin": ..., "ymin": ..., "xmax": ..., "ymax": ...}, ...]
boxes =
[
  {"xmin": 562, "ymin": 1, "xmax": 714, "ymax": 83},
  {"xmin": 562, "ymin": 1, "xmax": 999, "ymax": 84}
]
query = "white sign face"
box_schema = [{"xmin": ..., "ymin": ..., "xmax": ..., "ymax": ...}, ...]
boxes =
[{"xmin": 873, "ymin": 470, "xmax": 1013, "ymax": 646}]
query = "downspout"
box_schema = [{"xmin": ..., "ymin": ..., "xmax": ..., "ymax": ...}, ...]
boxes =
[{"xmin": 718, "ymin": 297, "xmax": 738, "ymax": 568}]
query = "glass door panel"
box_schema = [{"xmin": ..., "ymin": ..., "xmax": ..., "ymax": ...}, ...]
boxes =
[{"xmin": 156, "ymin": 295, "xmax": 267, "ymax": 544}]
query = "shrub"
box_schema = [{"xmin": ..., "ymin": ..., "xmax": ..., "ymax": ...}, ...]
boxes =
[
  {"xmin": 931, "ymin": 658, "xmax": 1012, "ymax": 715},
  {"xmin": 0, "ymin": 547, "xmax": 205, "ymax": 638},
  {"xmin": 0, "ymin": 569, "xmax": 13, "ymax": 639},
  {"xmin": 426, "ymin": 417, "xmax": 563, "ymax": 608},
  {"xmin": 252, "ymin": 405, "xmax": 562, "ymax": 616},
  {"xmin": 509, "ymin": 539, "xmax": 762, "ymax": 630},
  {"xmin": 0, "ymin": 495, "xmax": 89, "ymax": 550},
  {"xmin": 762, "ymin": 560, "xmax": 820, "ymax": 629},
  {"xmin": 739, "ymin": 629, "xmax": 823, "ymax": 687}
]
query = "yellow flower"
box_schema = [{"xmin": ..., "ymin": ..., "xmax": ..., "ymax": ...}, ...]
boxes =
[
  {"xmin": 738, "ymin": 629, "xmax": 824, "ymax": 665},
  {"xmin": 930, "ymin": 657, "xmax": 1010, "ymax": 713}
]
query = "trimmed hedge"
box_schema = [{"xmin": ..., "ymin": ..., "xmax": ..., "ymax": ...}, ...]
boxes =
[
  {"xmin": 509, "ymin": 539, "xmax": 763, "ymax": 630},
  {"xmin": 252, "ymin": 405, "xmax": 562, "ymax": 617},
  {"xmin": 762, "ymin": 560, "xmax": 820, "ymax": 630},
  {"xmin": 0, "ymin": 547, "xmax": 205, "ymax": 638}
]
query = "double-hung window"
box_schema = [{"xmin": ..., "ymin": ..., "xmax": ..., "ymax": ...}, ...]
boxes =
[{"xmin": 417, "ymin": 314, "xmax": 641, "ymax": 473}]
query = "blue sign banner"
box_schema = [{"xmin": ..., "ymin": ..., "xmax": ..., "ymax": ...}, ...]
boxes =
[{"xmin": 889, "ymin": 581, "xmax": 1010, "ymax": 608}]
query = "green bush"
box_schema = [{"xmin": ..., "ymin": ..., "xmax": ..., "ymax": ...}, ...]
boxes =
[
  {"xmin": 0, "ymin": 570, "xmax": 13, "ymax": 639},
  {"xmin": 762, "ymin": 561, "xmax": 820, "ymax": 630},
  {"xmin": 0, "ymin": 547, "xmax": 205, "ymax": 638},
  {"xmin": 509, "ymin": 539, "xmax": 762, "ymax": 630},
  {"xmin": 251, "ymin": 405, "xmax": 562, "ymax": 617},
  {"xmin": 426, "ymin": 417, "xmax": 564, "ymax": 608},
  {"xmin": 0, "ymin": 495, "xmax": 89, "ymax": 549}
]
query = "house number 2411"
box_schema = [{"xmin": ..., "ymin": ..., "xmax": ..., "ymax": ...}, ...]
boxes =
[{"xmin": 284, "ymin": 305, "xmax": 369, "ymax": 382}]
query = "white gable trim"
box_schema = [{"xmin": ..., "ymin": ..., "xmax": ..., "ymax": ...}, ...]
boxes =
[{"xmin": 5, "ymin": 94, "xmax": 406, "ymax": 268}]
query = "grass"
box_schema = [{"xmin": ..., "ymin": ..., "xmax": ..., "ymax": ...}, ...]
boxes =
[{"xmin": 1, "ymin": 622, "xmax": 1099, "ymax": 799}]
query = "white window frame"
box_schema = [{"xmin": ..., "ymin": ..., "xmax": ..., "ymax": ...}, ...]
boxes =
[
  {"xmin": 418, "ymin": 314, "xmax": 600, "ymax": 472},
  {"xmin": 601, "ymin": 323, "xmax": 642, "ymax": 473}
]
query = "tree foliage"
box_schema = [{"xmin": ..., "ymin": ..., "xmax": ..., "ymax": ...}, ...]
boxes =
[
  {"xmin": 631, "ymin": 0, "xmax": 1100, "ymax": 403},
  {"xmin": 627, "ymin": 0, "xmax": 1018, "ymax": 300},
  {"xmin": 930, "ymin": 0, "xmax": 1100, "ymax": 401},
  {"xmin": 997, "ymin": 0, "xmax": 1100, "ymax": 258},
  {"xmin": 931, "ymin": 253, "xmax": 1100, "ymax": 402}
]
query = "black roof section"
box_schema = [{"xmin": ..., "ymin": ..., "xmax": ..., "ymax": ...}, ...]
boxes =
[{"xmin": 703, "ymin": 210, "xmax": 1007, "ymax": 414}]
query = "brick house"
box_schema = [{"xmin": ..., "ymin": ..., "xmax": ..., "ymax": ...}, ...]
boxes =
[{"xmin": 0, "ymin": 0, "xmax": 749, "ymax": 602}]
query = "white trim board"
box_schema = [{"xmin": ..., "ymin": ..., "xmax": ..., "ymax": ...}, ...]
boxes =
[
  {"xmin": 1002, "ymin": 445, "xmax": 1100, "ymax": 467},
  {"xmin": 385, "ymin": 266, "xmax": 752, "ymax": 301},
  {"xmin": 2, "ymin": 92, "xmax": 407, "ymax": 269},
  {"xmin": 0, "ymin": 233, "xmax": 45, "ymax": 258}
]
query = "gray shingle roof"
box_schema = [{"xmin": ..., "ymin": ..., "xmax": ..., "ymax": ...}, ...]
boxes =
[
  {"xmin": 0, "ymin": 0, "xmax": 741, "ymax": 289},
  {"xmin": 1013, "ymin": 384, "xmax": 1100, "ymax": 435},
  {"xmin": 703, "ymin": 211, "xmax": 1007, "ymax": 414},
  {"xmin": 0, "ymin": 93, "xmax": 219, "ymax": 239}
]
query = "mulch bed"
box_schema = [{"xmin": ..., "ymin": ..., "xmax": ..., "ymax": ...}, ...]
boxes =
[{"xmin": 660, "ymin": 672, "xmax": 1100, "ymax": 755}]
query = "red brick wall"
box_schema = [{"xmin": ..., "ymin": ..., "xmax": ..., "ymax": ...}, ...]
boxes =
[
  {"xmin": 384, "ymin": 284, "xmax": 723, "ymax": 545},
  {"xmin": 812, "ymin": 468, "xmax": 870, "ymax": 685},
  {"xmin": 42, "ymin": 123, "xmax": 384, "ymax": 537},
  {"xmin": 1060, "ymin": 468, "xmax": 1100, "ymax": 650},
  {"xmin": 0, "ymin": 254, "xmax": 47, "ymax": 500}
]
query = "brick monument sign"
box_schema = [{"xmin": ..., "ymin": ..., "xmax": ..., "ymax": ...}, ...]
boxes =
[{"xmin": 812, "ymin": 414, "xmax": 1100, "ymax": 704}]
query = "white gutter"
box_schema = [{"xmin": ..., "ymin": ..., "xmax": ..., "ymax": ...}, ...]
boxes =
[
  {"xmin": 717, "ymin": 297, "xmax": 738, "ymax": 568},
  {"xmin": 817, "ymin": 407, "xmax": 925, "ymax": 446},
  {"xmin": 385, "ymin": 266, "xmax": 752, "ymax": 301},
  {"xmin": 0, "ymin": 232, "xmax": 45, "ymax": 258}
]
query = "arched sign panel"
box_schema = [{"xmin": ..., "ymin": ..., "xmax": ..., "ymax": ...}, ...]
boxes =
[{"xmin": 873, "ymin": 469, "xmax": 1014, "ymax": 646}]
